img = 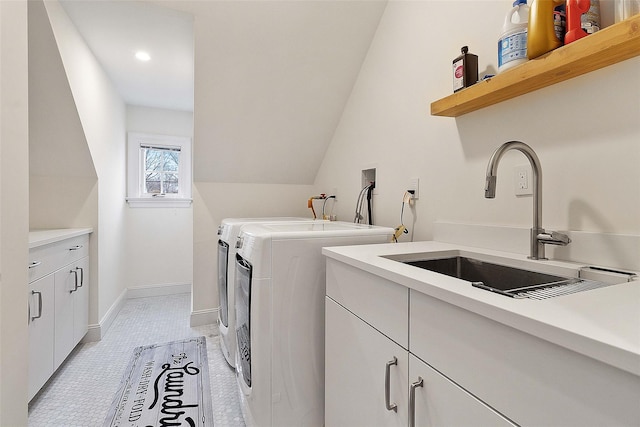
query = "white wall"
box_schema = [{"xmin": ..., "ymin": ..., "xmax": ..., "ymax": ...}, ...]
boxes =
[
  {"xmin": 185, "ymin": 0, "xmax": 328, "ymax": 324},
  {"xmin": 191, "ymin": 182, "xmax": 313, "ymax": 323},
  {"xmin": 125, "ymin": 105, "xmax": 193, "ymax": 290},
  {"xmin": 170, "ymin": 0, "xmax": 386, "ymax": 185},
  {"xmin": 44, "ymin": 0, "xmax": 128, "ymax": 325},
  {"xmin": 0, "ymin": 0, "xmax": 29, "ymax": 423},
  {"xmin": 314, "ymin": 1, "xmax": 639, "ymax": 269},
  {"xmin": 28, "ymin": 0, "xmax": 99, "ymax": 321}
]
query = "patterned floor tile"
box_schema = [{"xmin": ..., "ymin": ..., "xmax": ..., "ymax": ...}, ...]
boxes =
[{"xmin": 28, "ymin": 293, "xmax": 245, "ymax": 427}]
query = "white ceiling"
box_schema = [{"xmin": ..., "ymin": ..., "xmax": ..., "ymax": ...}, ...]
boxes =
[
  {"xmin": 57, "ymin": 0, "xmax": 387, "ymax": 184},
  {"xmin": 60, "ymin": 0, "xmax": 194, "ymax": 112}
]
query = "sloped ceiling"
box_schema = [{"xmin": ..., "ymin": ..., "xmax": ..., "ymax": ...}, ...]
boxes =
[
  {"xmin": 29, "ymin": 0, "xmax": 97, "ymax": 179},
  {"xmin": 59, "ymin": 0, "xmax": 387, "ymax": 185}
]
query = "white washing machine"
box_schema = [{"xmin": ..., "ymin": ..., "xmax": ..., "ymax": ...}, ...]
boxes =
[
  {"xmin": 217, "ymin": 217, "xmax": 320, "ymax": 368},
  {"xmin": 234, "ymin": 221, "xmax": 394, "ymax": 427}
]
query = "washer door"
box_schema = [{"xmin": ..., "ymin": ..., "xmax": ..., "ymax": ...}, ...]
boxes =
[
  {"xmin": 235, "ymin": 254, "xmax": 252, "ymax": 388},
  {"xmin": 217, "ymin": 240, "xmax": 229, "ymax": 327}
]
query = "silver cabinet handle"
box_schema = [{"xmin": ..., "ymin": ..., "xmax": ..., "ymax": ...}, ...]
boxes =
[
  {"xmin": 385, "ymin": 356, "xmax": 398, "ymax": 412},
  {"xmin": 31, "ymin": 290, "xmax": 43, "ymax": 321},
  {"xmin": 70, "ymin": 269, "xmax": 79, "ymax": 293},
  {"xmin": 69, "ymin": 245, "xmax": 83, "ymax": 251},
  {"xmin": 76, "ymin": 266, "xmax": 84, "ymax": 287},
  {"xmin": 409, "ymin": 376, "xmax": 424, "ymax": 427},
  {"xmin": 28, "ymin": 261, "xmax": 42, "ymax": 269}
]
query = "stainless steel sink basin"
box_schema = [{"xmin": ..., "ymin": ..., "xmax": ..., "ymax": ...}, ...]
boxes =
[{"xmin": 400, "ymin": 256, "xmax": 592, "ymax": 299}]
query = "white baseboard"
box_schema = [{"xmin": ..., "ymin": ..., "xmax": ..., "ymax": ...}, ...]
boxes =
[
  {"xmin": 83, "ymin": 325, "xmax": 103, "ymax": 343},
  {"xmin": 83, "ymin": 287, "xmax": 128, "ymax": 343},
  {"xmin": 127, "ymin": 283, "xmax": 191, "ymax": 299},
  {"xmin": 190, "ymin": 308, "xmax": 219, "ymax": 329},
  {"xmin": 83, "ymin": 283, "xmax": 193, "ymax": 342},
  {"xmin": 434, "ymin": 222, "xmax": 640, "ymax": 271}
]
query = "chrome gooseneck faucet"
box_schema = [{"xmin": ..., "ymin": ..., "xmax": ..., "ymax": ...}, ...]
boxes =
[{"xmin": 485, "ymin": 141, "xmax": 570, "ymax": 260}]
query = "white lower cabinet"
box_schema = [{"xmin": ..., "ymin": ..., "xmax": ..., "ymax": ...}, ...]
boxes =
[
  {"xmin": 325, "ymin": 257, "xmax": 640, "ymax": 426},
  {"xmin": 28, "ymin": 232, "xmax": 90, "ymax": 400},
  {"xmin": 325, "ymin": 296, "xmax": 513, "ymax": 427},
  {"xmin": 325, "ymin": 258, "xmax": 514, "ymax": 427}
]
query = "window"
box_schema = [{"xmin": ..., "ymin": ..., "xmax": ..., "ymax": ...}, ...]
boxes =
[
  {"xmin": 127, "ymin": 132, "xmax": 192, "ymax": 207},
  {"xmin": 142, "ymin": 145, "xmax": 180, "ymax": 195}
]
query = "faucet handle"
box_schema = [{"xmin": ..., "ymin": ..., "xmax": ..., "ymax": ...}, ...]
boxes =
[{"xmin": 537, "ymin": 230, "xmax": 571, "ymax": 246}]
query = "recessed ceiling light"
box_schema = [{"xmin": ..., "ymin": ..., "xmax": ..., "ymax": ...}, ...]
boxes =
[{"xmin": 135, "ymin": 51, "xmax": 151, "ymax": 61}]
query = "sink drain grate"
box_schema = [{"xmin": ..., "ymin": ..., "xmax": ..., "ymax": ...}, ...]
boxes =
[{"xmin": 513, "ymin": 279, "xmax": 614, "ymax": 300}]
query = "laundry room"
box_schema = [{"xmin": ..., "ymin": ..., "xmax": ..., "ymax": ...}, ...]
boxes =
[{"xmin": 1, "ymin": 0, "xmax": 639, "ymax": 425}]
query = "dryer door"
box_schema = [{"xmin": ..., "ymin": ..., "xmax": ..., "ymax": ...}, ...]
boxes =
[
  {"xmin": 235, "ymin": 254, "xmax": 252, "ymax": 388},
  {"xmin": 217, "ymin": 240, "xmax": 229, "ymax": 327}
]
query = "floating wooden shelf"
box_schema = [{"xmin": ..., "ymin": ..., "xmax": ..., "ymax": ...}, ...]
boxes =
[{"xmin": 430, "ymin": 14, "xmax": 640, "ymax": 117}]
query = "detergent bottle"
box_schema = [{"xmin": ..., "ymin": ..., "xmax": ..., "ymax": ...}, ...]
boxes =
[
  {"xmin": 527, "ymin": 0, "xmax": 565, "ymax": 59},
  {"xmin": 498, "ymin": 0, "xmax": 530, "ymax": 72}
]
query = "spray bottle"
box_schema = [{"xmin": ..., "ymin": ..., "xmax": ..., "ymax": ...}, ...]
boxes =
[{"xmin": 565, "ymin": 0, "xmax": 591, "ymax": 44}]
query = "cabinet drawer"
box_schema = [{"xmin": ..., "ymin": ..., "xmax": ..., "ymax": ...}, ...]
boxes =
[
  {"xmin": 326, "ymin": 258, "xmax": 408, "ymax": 348},
  {"xmin": 28, "ymin": 235, "xmax": 89, "ymax": 283},
  {"xmin": 410, "ymin": 290, "xmax": 640, "ymax": 426}
]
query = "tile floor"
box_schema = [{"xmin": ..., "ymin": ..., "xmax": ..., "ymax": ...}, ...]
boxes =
[{"xmin": 28, "ymin": 293, "xmax": 245, "ymax": 426}]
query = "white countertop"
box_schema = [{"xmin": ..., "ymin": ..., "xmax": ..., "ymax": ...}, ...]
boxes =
[
  {"xmin": 29, "ymin": 228, "xmax": 93, "ymax": 249},
  {"xmin": 323, "ymin": 241, "xmax": 640, "ymax": 376}
]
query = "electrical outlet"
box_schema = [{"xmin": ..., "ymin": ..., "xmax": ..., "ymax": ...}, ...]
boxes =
[
  {"xmin": 408, "ymin": 178, "xmax": 419, "ymax": 200},
  {"xmin": 514, "ymin": 165, "xmax": 533, "ymax": 196}
]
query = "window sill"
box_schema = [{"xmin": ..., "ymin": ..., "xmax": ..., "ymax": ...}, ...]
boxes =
[{"xmin": 126, "ymin": 198, "xmax": 193, "ymax": 208}]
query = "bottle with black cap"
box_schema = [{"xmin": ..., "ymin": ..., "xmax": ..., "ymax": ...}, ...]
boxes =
[{"xmin": 452, "ymin": 46, "xmax": 478, "ymax": 93}]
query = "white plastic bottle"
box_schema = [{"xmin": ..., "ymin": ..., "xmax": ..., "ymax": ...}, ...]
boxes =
[
  {"xmin": 498, "ymin": 0, "xmax": 529, "ymax": 73},
  {"xmin": 615, "ymin": 0, "xmax": 640, "ymax": 23}
]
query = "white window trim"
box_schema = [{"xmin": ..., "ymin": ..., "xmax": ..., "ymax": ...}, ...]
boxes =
[{"xmin": 126, "ymin": 132, "xmax": 192, "ymax": 208}]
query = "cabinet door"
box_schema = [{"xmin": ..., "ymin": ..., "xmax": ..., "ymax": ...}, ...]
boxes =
[
  {"xmin": 409, "ymin": 354, "xmax": 514, "ymax": 427},
  {"xmin": 72, "ymin": 257, "xmax": 89, "ymax": 343},
  {"xmin": 325, "ymin": 297, "xmax": 408, "ymax": 427},
  {"xmin": 28, "ymin": 274, "xmax": 55, "ymax": 400},
  {"xmin": 54, "ymin": 265, "xmax": 77, "ymax": 369}
]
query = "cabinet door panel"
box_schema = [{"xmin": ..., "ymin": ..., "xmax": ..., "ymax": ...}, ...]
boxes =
[
  {"xmin": 54, "ymin": 266, "xmax": 76, "ymax": 368},
  {"xmin": 73, "ymin": 257, "xmax": 89, "ymax": 343},
  {"xmin": 325, "ymin": 297, "xmax": 408, "ymax": 427},
  {"xmin": 28, "ymin": 275, "xmax": 55, "ymax": 400},
  {"xmin": 409, "ymin": 354, "xmax": 514, "ymax": 427}
]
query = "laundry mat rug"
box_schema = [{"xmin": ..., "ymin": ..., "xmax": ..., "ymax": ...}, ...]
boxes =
[{"xmin": 104, "ymin": 336, "xmax": 214, "ymax": 427}]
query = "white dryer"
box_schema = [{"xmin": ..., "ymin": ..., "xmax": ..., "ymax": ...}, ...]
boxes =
[
  {"xmin": 217, "ymin": 217, "xmax": 319, "ymax": 368},
  {"xmin": 234, "ymin": 221, "xmax": 394, "ymax": 427}
]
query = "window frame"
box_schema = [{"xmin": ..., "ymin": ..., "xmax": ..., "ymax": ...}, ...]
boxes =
[{"xmin": 126, "ymin": 132, "xmax": 192, "ymax": 208}]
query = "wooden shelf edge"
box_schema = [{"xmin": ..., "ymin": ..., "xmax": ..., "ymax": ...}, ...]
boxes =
[{"xmin": 431, "ymin": 14, "xmax": 640, "ymax": 117}]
